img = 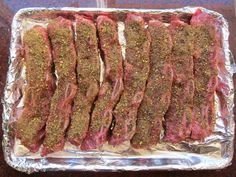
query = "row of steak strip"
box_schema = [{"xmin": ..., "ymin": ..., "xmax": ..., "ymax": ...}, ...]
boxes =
[
  {"xmin": 15, "ymin": 9, "xmax": 226, "ymax": 155},
  {"xmin": 42, "ymin": 17, "xmax": 77, "ymax": 155},
  {"xmin": 15, "ymin": 26, "xmax": 55, "ymax": 152},
  {"xmin": 81, "ymin": 15, "xmax": 124, "ymax": 150}
]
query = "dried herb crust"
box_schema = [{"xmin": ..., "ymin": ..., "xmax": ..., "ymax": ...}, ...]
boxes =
[
  {"xmin": 66, "ymin": 16, "xmax": 100, "ymax": 146},
  {"xmin": 190, "ymin": 9, "xmax": 220, "ymax": 140},
  {"xmin": 110, "ymin": 14, "xmax": 150, "ymax": 145},
  {"xmin": 164, "ymin": 19, "xmax": 195, "ymax": 143},
  {"xmin": 81, "ymin": 15, "xmax": 123, "ymax": 150},
  {"xmin": 16, "ymin": 26, "xmax": 54, "ymax": 152},
  {"xmin": 131, "ymin": 20, "xmax": 173, "ymax": 148},
  {"xmin": 42, "ymin": 17, "xmax": 77, "ymax": 156}
]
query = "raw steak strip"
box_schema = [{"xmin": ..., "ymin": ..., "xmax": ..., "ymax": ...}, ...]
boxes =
[
  {"xmin": 81, "ymin": 16, "xmax": 123, "ymax": 150},
  {"xmin": 66, "ymin": 16, "xmax": 100, "ymax": 146},
  {"xmin": 131, "ymin": 20, "xmax": 173, "ymax": 148},
  {"xmin": 190, "ymin": 9, "xmax": 222, "ymax": 139},
  {"xmin": 15, "ymin": 26, "xmax": 54, "ymax": 152},
  {"xmin": 42, "ymin": 17, "xmax": 77, "ymax": 155},
  {"xmin": 110, "ymin": 14, "xmax": 150, "ymax": 145},
  {"xmin": 164, "ymin": 18, "xmax": 194, "ymax": 143}
]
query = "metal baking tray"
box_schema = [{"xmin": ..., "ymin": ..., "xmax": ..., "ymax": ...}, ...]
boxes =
[{"xmin": 2, "ymin": 7, "xmax": 235, "ymax": 173}]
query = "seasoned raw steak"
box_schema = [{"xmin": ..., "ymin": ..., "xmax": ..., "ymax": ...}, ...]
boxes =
[
  {"xmin": 190, "ymin": 9, "xmax": 222, "ymax": 140},
  {"xmin": 16, "ymin": 26, "xmax": 55, "ymax": 152},
  {"xmin": 81, "ymin": 15, "xmax": 123, "ymax": 150},
  {"xmin": 66, "ymin": 16, "xmax": 100, "ymax": 146},
  {"xmin": 42, "ymin": 17, "xmax": 77, "ymax": 155},
  {"xmin": 14, "ymin": 9, "xmax": 226, "ymax": 153},
  {"xmin": 110, "ymin": 14, "xmax": 150, "ymax": 145},
  {"xmin": 164, "ymin": 17, "xmax": 195, "ymax": 143},
  {"xmin": 131, "ymin": 20, "xmax": 173, "ymax": 148}
]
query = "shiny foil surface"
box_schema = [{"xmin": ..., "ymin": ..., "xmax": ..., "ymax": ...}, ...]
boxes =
[{"xmin": 2, "ymin": 7, "xmax": 235, "ymax": 173}]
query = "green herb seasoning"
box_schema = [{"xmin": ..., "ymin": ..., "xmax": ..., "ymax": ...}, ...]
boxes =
[
  {"xmin": 192, "ymin": 25, "xmax": 217, "ymax": 131},
  {"xmin": 89, "ymin": 82, "xmax": 113, "ymax": 133},
  {"xmin": 66, "ymin": 17, "xmax": 100, "ymax": 145},
  {"xmin": 131, "ymin": 21, "xmax": 173, "ymax": 148},
  {"xmin": 16, "ymin": 26, "xmax": 53, "ymax": 151},
  {"xmin": 80, "ymin": 16, "xmax": 123, "ymax": 148},
  {"xmin": 164, "ymin": 21, "xmax": 195, "ymax": 142},
  {"xmin": 43, "ymin": 18, "xmax": 77, "ymax": 154},
  {"xmin": 98, "ymin": 19, "xmax": 122, "ymax": 81},
  {"xmin": 111, "ymin": 15, "xmax": 150, "ymax": 144}
]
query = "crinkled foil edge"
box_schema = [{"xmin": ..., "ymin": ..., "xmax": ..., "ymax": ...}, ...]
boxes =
[{"xmin": 1, "ymin": 7, "xmax": 235, "ymax": 173}]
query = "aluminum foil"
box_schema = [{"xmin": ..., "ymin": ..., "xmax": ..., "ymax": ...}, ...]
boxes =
[{"xmin": 2, "ymin": 7, "xmax": 235, "ymax": 173}]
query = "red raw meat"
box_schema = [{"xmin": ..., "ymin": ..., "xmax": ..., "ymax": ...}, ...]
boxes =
[
  {"xmin": 190, "ymin": 9, "xmax": 224, "ymax": 140},
  {"xmin": 81, "ymin": 15, "xmax": 123, "ymax": 150},
  {"xmin": 131, "ymin": 20, "xmax": 173, "ymax": 148},
  {"xmin": 110, "ymin": 14, "xmax": 150, "ymax": 145},
  {"xmin": 66, "ymin": 15, "xmax": 100, "ymax": 146},
  {"xmin": 42, "ymin": 17, "xmax": 77, "ymax": 156},
  {"xmin": 164, "ymin": 17, "xmax": 195, "ymax": 143},
  {"xmin": 15, "ymin": 26, "xmax": 55, "ymax": 152}
]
